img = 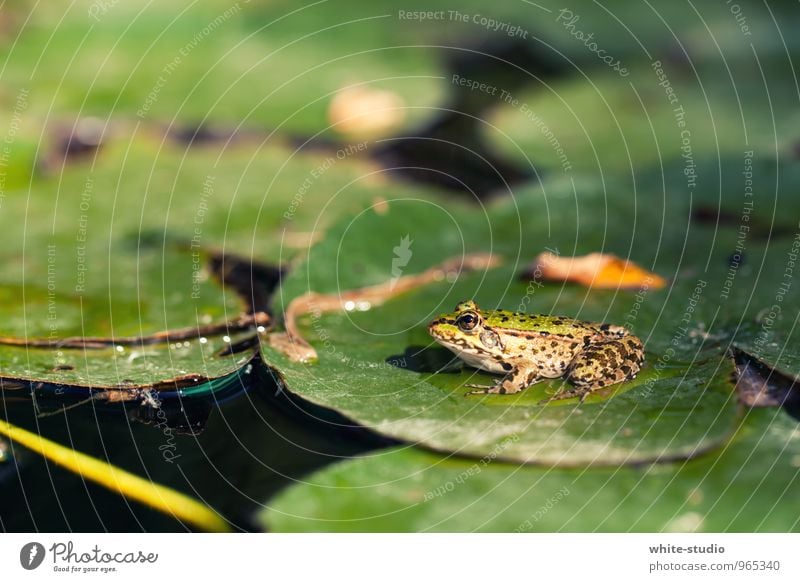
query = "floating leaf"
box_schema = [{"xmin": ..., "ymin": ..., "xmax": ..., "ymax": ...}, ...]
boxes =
[
  {"xmin": 522, "ymin": 251, "xmax": 667, "ymax": 289},
  {"xmin": 262, "ymin": 408, "xmax": 800, "ymax": 532}
]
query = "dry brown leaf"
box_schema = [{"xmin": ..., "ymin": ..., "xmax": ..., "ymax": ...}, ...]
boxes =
[{"xmin": 524, "ymin": 251, "xmax": 666, "ymax": 289}]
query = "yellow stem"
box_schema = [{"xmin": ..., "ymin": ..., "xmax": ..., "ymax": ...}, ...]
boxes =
[{"xmin": 0, "ymin": 418, "xmax": 231, "ymax": 532}]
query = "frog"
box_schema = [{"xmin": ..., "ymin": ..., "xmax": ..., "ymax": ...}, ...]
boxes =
[{"xmin": 428, "ymin": 300, "xmax": 644, "ymax": 402}]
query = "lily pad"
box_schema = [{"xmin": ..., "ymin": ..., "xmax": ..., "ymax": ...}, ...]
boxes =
[
  {"xmin": 261, "ymin": 407, "xmax": 800, "ymax": 532},
  {"xmin": 0, "ymin": 331, "xmax": 257, "ymax": 392},
  {"xmin": 0, "ymin": 0, "xmax": 714, "ymax": 134},
  {"xmin": 266, "ymin": 341, "xmax": 737, "ymax": 466}
]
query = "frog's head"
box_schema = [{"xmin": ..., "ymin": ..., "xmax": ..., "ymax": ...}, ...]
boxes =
[{"xmin": 428, "ymin": 300, "xmax": 505, "ymax": 358}]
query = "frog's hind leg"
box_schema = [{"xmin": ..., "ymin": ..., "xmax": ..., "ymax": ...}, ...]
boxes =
[
  {"xmin": 544, "ymin": 336, "xmax": 644, "ymax": 404},
  {"xmin": 467, "ymin": 364, "xmax": 540, "ymax": 395}
]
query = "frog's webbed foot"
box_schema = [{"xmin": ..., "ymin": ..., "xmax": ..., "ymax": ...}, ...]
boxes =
[
  {"xmin": 466, "ymin": 381, "xmax": 512, "ymax": 395},
  {"xmin": 538, "ymin": 385, "xmax": 592, "ymax": 405},
  {"xmin": 464, "ymin": 363, "xmax": 540, "ymax": 395},
  {"xmin": 466, "ymin": 370, "xmax": 533, "ymax": 395}
]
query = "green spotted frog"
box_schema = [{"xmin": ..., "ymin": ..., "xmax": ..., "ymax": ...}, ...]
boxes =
[{"xmin": 428, "ymin": 300, "xmax": 644, "ymax": 402}]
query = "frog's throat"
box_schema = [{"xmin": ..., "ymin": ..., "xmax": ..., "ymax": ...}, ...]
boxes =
[{"xmin": 453, "ymin": 347, "xmax": 506, "ymax": 374}]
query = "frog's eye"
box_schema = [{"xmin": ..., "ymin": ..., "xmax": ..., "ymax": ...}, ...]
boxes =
[{"xmin": 456, "ymin": 312, "xmax": 479, "ymax": 332}]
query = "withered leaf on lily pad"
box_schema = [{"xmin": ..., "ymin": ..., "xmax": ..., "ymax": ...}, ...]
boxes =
[{"xmin": 521, "ymin": 251, "xmax": 667, "ymax": 290}]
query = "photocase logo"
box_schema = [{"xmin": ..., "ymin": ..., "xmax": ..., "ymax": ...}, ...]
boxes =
[
  {"xmin": 390, "ymin": 235, "xmax": 413, "ymax": 289},
  {"xmin": 19, "ymin": 542, "xmax": 46, "ymax": 570}
]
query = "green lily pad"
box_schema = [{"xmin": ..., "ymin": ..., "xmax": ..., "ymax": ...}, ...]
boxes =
[
  {"xmin": 261, "ymin": 407, "xmax": 800, "ymax": 532},
  {"xmin": 0, "ymin": 331, "xmax": 257, "ymax": 392},
  {"xmin": 266, "ymin": 340, "xmax": 737, "ymax": 466},
  {"xmin": 6, "ymin": 0, "xmax": 788, "ymax": 137}
]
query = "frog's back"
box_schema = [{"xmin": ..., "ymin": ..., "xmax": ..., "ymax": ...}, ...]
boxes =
[{"xmin": 484, "ymin": 310, "xmax": 628, "ymax": 340}]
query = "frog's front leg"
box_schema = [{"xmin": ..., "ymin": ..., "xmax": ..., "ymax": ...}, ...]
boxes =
[
  {"xmin": 467, "ymin": 362, "xmax": 541, "ymax": 395},
  {"xmin": 544, "ymin": 336, "xmax": 644, "ymax": 403}
]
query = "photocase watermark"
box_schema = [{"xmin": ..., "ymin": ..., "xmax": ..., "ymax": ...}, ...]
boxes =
[
  {"xmin": 452, "ymin": 74, "xmax": 573, "ymax": 173},
  {"xmin": 390, "ymin": 235, "xmax": 413, "ymax": 289},
  {"xmin": 31, "ymin": 541, "xmax": 159, "ymax": 574},
  {"xmin": 20, "ymin": 542, "xmax": 46, "ymax": 570},
  {"xmin": 42, "ymin": 243, "xmax": 74, "ymax": 390},
  {"xmin": 676, "ymin": 118, "xmax": 696, "ymax": 189},
  {"xmin": 720, "ymin": 150, "xmax": 754, "ymax": 301},
  {"xmin": 46, "ymin": 244, "xmax": 58, "ymax": 342},
  {"xmin": 0, "ymin": 87, "xmax": 30, "ymax": 206},
  {"xmin": 332, "ymin": 352, "xmax": 407, "ymax": 371},
  {"xmin": 672, "ymin": 279, "xmax": 707, "ymax": 342},
  {"xmin": 652, "ymin": 59, "xmax": 679, "ymax": 106},
  {"xmin": 136, "ymin": 390, "xmax": 183, "ymax": 464},
  {"xmin": 302, "ymin": 300, "xmax": 407, "ymax": 372},
  {"xmin": 651, "ymin": 60, "xmax": 696, "ymax": 191},
  {"xmin": 284, "ymin": 141, "xmax": 368, "ymax": 220},
  {"xmin": 451, "ymin": 73, "xmax": 501, "ymax": 96},
  {"xmin": 514, "ymin": 486, "xmax": 570, "ymax": 531},
  {"xmin": 75, "ymin": 176, "xmax": 93, "ymax": 294},
  {"xmin": 749, "ymin": 222, "xmax": 800, "ymax": 358},
  {"xmin": 397, "ymin": 9, "xmax": 449, "ymax": 22},
  {"xmin": 556, "ymin": 8, "xmax": 628, "ymax": 77},
  {"xmin": 87, "ymin": 0, "xmax": 121, "ymax": 21},
  {"xmin": 191, "ymin": 174, "xmax": 215, "ymax": 299},
  {"xmin": 518, "ymin": 246, "xmax": 561, "ymax": 312},
  {"xmin": 638, "ymin": 279, "xmax": 707, "ymax": 397},
  {"xmin": 623, "ymin": 275, "xmax": 655, "ymax": 329},
  {"xmin": 137, "ymin": 2, "xmax": 248, "ymax": 118},
  {"xmin": 449, "ymin": 10, "xmax": 529, "ymax": 38},
  {"xmin": 725, "ymin": 0, "xmax": 752, "ymax": 37},
  {"xmin": 20, "ymin": 540, "xmax": 159, "ymax": 573},
  {"xmin": 505, "ymin": 90, "xmax": 573, "ymax": 172},
  {"xmin": 397, "ymin": 10, "xmax": 529, "ymax": 38},
  {"xmin": 423, "ymin": 435, "xmax": 520, "ymax": 501},
  {"xmin": 154, "ymin": 407, "xmax": 182, "ymax": 465}
]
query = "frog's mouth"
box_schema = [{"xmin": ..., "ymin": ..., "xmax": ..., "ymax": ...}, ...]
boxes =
[
  {"xmin": 430, "ymin": 333, "xmax": 505, "ymax": 374},
  {"xmin": 428, "ymin": 323, "xmax": 481, "ymax": 353}
]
